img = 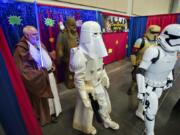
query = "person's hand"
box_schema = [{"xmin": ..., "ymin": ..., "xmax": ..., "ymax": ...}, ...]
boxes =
[
  {"xmin": 51, "ymin": 65, "xmax": 56, "ymax": 72},
  {"xmin": 132, "ymin": 65, "xmax": 137, "ymax": 71},
  {"xmin": 163, "ymin": 79, "xmax": 173, "ymax": 90},
  {"xmin": 82, "ymin": 98, "xmax": 91, "ymax": 108},
  {"xmin": 137, "ymin": 92, "xmax": 145, "ymax": 102},
  {"xmin": 49, "ymin": 50, "xmax": 56, "ymax": 61}
]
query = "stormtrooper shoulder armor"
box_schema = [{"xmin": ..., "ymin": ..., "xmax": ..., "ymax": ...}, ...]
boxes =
[
  {"xmin": 143, "ymin": 46, "xmax": 160, "ymax": 64},
  {"xmin": 134, "ymin": 38, "xmax": 144, "ymax": 48},
  {"xmin": 69, "ymin": 47, "xmax": 87, "ymax": 72}
]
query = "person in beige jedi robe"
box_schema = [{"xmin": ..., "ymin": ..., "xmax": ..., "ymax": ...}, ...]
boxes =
[{"xmin": 14, "ymin": 26, "xmax": 62, "ymax": 126}]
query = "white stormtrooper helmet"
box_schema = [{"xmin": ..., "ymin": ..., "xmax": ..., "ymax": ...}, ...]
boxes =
[
  {"xmin": 79, "ymin": 21, "xmax": 108, "ymax": 59},
  {"xmin": 157, "ymin": 24, "xmax": 180, "ymax": 52}
]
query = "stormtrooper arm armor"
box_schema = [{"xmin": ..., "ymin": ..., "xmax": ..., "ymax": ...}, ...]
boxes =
[
  {"xmin": 101, "ymin": 68, "xmax": 110, "ymax": 89},
  {"xmin": 131, "ymin": 38, "xmax": 143, "ymax": 66},
  {"xmin": 136, "ymin": 47, "xmax": 159, "ymax": 100},
  {"xmin": 70, "ymin": 47, "xmax": 91, "ymax": 108}
]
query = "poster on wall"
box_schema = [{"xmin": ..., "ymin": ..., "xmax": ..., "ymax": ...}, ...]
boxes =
[{"xmin": 102, "ymin": 15, "xmax": 129, "ymax": 33}]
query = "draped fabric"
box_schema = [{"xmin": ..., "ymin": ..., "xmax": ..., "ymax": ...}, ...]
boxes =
[
  {"xmin": 0, "ymin": 2, "xmax": 37, "ymax": 53},
  {"xmin": 103, "ymin": 32, "xmax": 128, "ymax": 64},
  {"xmin": 97, "ymin": 11, "xmax": 104, "ymax": 29},
  {"xmin": 177, "ymin": 13, "xmax": 180, "ymax": 24},
  {"xmin": 38, "ymin": 4, "xmax": 97, "ymax": 52},
  {"xmin": 1, "ymin": 0, "xmax": 14, "ymax": 3},
  {"xmin": 0, "ymin": 27, "xmax": 42, "ymax": 135},
  {"xmin": 146, "ymin": 14, "xmax": 178, "ymax": 31},
  {"xmin": 0, "ymin": 54, "xmax": 27, "ymax": 135},
  {"xmin": 127, "ymin": 16, "xmax": 147, "ymax": 56}
]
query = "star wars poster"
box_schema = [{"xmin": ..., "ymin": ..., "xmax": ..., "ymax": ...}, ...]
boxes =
[{"xmin": 102, "ymin": 15, "xmax": 129, "ymax": 33}]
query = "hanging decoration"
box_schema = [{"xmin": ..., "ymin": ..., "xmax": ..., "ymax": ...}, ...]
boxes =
[
  {"xmin": 8, "ymin": 15, "xmax": 22, "ymax": 25},
  {"xmin": 76, "ymin": 19, "xmax": 83, "ymax": 27},
  {"xmin": 44, "ymin": 17, "xmax": 55, "ymax": 27}
]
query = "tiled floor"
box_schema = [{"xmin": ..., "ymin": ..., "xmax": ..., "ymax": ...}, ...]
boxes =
[
  {"xmin": 1, "ymin": 58, "xmax": 179, "ymax": 135},
  {"xmin": 41, "ymin": 58, "xmax": 180, "ymax": 135}
]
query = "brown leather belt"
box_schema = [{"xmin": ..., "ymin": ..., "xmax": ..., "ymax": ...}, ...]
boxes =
[{"xmin": 48, "ymin": 68, "xmax": 53, "ymax": 73}]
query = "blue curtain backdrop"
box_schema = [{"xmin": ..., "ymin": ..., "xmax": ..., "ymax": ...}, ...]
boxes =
[
  {"xmin": 0, "ymin": 52, "xmax": 28, "ymax": 135},
  {"xmin": 0, "ymin": 0, "xmax": 14, "ymax": 3},
  {"xmin": 0, "ymin": 2, "xmax": 37, "ymax": 53},
  {"xmin": 177, "ymin": 13, "xmax": 180, "ymax": 24},
  {"xmin": 127, "ymin": 16, "xmax": 147, "ymax": 56},
  {"xmin": 96, "ymin": 11, "xmax": 104, "ymax": 29}
]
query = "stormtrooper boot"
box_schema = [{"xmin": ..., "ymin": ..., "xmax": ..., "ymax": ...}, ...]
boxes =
[
  {"xmin": 89, "ymin": 126, "xmax": 97, "ymax": 135},
  {"xmin": 103, "ymin": 118, "xmax": 119, "ymax": 130},
  {"xmin": 145, "ymin": 117, "xmax": 155, "ymax": 135}
]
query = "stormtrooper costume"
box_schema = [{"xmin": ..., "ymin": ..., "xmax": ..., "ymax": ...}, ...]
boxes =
[
  {"xmin": 128, "ymin": 25, "xmax": 161, "ymax": 95},
  {"xmin": 131, "ymin": 25, "xmax": 161, "ymax": 67},
  {"xmin": 136, "ymin": 24, "xmax": 180, "ymax": 135},
  {"xmin": 70, "ymin": 21, "xmax": 119, "ymax": 135}
]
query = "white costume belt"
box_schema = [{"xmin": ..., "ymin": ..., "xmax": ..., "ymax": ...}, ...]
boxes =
[{"xmin": 145, "ymin": 78, "xmax": 167, "ymax": 88}]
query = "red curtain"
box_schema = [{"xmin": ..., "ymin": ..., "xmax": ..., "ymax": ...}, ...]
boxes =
[
  {"xmin": 0, "ymin": 28, "xmax": 42, "ymax": 135},
  {"xmin": 146, "ymin": 14, "xmax": 178, "ymax": 31},
  {"xmin": 103, "ymin": 32, "xmax": 128, "ymax": 64}
]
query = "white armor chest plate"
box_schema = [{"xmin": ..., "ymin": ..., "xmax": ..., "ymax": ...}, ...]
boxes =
[
  {"xmin": 85, "ymin": 58, "xmax": 104, "ymax": 86},
  {"xmin": 145, "ymin": 49, "xmax": 177, "ymax": 87}
]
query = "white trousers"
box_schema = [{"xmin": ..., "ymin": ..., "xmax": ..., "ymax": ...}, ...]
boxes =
[{"xmin": 48, "ymin": 72, "xmax": 62, "ymax": 117}]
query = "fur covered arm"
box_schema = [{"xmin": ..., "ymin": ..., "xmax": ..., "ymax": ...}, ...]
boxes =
[{"xmin": 70, "ymin": 47, "xmax": 91, "ymax": 108}]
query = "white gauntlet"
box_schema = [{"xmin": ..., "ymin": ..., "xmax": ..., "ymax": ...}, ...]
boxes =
[
  {"xmin": 136, "ymin": 69, "xmax": 146, "ymax": 101},
  {"xmin": 79, "ymin": 88, "xmax": 91, "ymax": 108}
]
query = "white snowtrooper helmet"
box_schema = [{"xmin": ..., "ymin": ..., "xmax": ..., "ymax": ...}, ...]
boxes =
[
  {"xmin": 157, "ymin": 24, "xmax": 180, "ymax": 52},
  {"xmin": 79, "ymin": 21, "xmax": 108, "ymax": 59}
]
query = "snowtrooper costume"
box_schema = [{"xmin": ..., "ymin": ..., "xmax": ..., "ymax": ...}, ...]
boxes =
[
  {"xmin": 70, "ymin": 21, "xmax": 119, "ymax": 135},
  {"xmin": 136, "ymin": 24, "xmax": 180, "ymax": 135}
]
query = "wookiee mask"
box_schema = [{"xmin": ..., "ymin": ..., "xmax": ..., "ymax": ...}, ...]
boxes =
[{"xmin": 66, "ymin": 17, "xmax": 77, "ymax": 34}]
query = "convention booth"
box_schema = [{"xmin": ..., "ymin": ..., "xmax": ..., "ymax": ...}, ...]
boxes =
[
  {"xmin": 1, "ymin": 1, "xmax": 180, "ymax": 135},
  {"xmin": 0, "ymin": 2, "xmax": 128, "ymax": 65},
  {"xmin": 98, "ymin": 12, "xmax": 129, "ymax": 64}
]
